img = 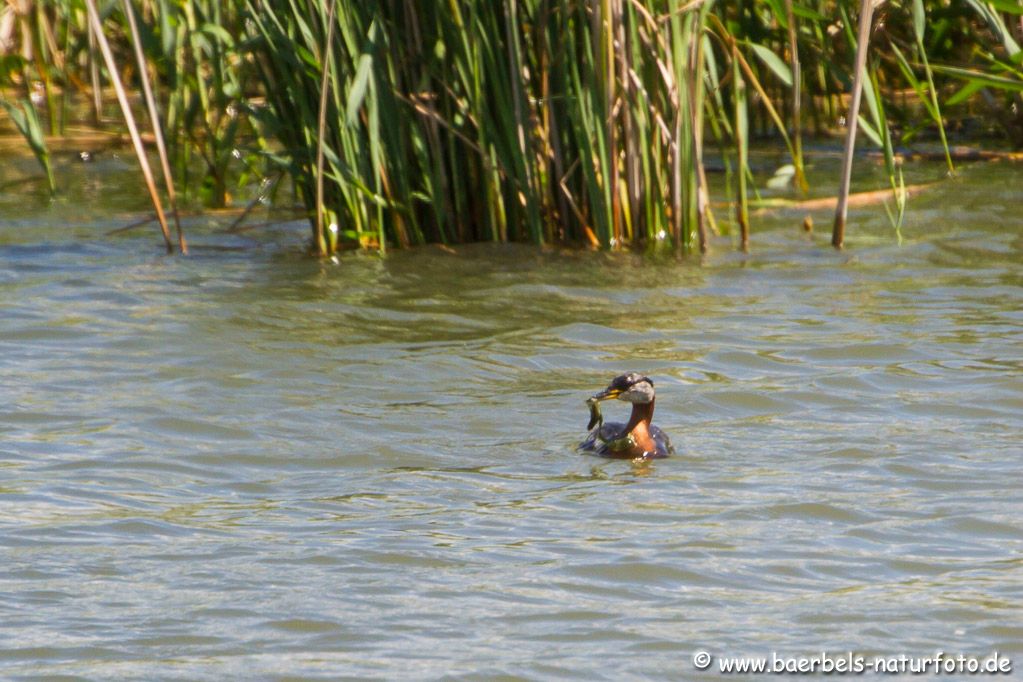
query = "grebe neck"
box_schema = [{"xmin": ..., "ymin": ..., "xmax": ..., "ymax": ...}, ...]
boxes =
[{"xmin": 624, "ymin": 397, "xmax": 655, "ymax": 433}]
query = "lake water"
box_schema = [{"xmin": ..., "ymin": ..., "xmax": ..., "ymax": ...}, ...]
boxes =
[{"xmin": 2, "ymin": 152, "xmax": 1021, "ymax": 679}]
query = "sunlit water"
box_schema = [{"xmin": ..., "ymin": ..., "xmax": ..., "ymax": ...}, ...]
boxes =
[{"xmin": 2, "ymin": 153, "xmax": 1021, "ymax": 679}]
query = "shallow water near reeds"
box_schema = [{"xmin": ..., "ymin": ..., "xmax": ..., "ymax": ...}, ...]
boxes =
[{"xmin": 1, "ymin": 153, "xmax": 1022, "ymax": 679}]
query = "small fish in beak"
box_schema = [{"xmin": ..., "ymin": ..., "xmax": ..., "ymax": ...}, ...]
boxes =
[{"xmin": 586, "ymin": 397, "xmax": 604, "ymax": 430}]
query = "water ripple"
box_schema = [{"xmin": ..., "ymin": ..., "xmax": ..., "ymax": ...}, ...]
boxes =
[{"xmin": 2, "ymin": 179, "xmax": 1022, "ymax": 677}]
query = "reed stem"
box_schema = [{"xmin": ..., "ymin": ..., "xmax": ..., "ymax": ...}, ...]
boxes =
[
  {"xmin": 784, "ymin": 0, "xmax": 807, "ymax": 194},
  {"xmin": 2, "ymin": 0, "xmax": 1014, "ymax": 254},
  {"xmin": 123, "ymin": 0, "xmax": 187, "ymax": 255},
  {"xmin": 314, "ymin": 0, "xmax": 339, "ymax": 256},
  {"xmin": 833, "ymin": 0, "xmax": 877, "ymax": 250},
  {"xmin": 84, "ymin": 0, "xmax": 173, "ymax": 254}
]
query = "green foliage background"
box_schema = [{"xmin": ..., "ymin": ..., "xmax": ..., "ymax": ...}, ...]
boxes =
[{"xmin": 1, "ymin": 0, "xmax": 1021, "ymax": 252}]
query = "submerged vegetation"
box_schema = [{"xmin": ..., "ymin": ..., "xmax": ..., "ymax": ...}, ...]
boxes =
[{"xmin": 1, "ymin": 1, "xmax": 1021, "ymax": 254}]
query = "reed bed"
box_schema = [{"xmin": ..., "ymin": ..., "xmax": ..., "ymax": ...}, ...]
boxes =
[{"xmin": 1, "ymin": 1, "xmax": 1021, "ymax": 254}]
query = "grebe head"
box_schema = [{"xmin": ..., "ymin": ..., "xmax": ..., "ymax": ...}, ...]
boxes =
[{"xmin": 591, "ymin": 372, "xmax": 655, "ymax": 405}]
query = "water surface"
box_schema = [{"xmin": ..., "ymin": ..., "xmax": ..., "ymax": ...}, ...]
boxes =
[{"xmin": 2, "ymin": 156, "xmax": 1022, "ymax": 679}]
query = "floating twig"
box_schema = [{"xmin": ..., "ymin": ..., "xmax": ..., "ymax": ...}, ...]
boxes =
[{"xmin": 105, "ymin": 214, "xmax": 156, "ymax": 236}]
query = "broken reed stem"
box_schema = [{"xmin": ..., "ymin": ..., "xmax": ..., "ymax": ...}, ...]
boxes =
[
  {"xmin": 105, "ymin": 213, "xmax": 156, "ymax": 236},
  {"xmin": 84, "ymin": 0, "xmax": 174, "ymax": 254},
  {"xmin": 833, "ymin": 0, "xmax": 876, "ymax": 250},
  {"xmin": 225, "ymin": 173, "xmax": 283, "ymax": 232},
  {"xmin": 122, "ymin": 0, "xmax": 186, "ymax": 254}
]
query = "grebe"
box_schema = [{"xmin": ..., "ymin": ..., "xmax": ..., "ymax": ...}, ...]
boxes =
[{"xmin": 579, "ymin": 373, "xmax": 674, "ymax": 459}]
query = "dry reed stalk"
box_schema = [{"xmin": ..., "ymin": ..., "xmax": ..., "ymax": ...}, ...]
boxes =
[
  {"xmin": 733, "ymin": 43, "xmax": 749, "ymax": 252},
  {"xmin": 105, "ymin": 214, "xmax": 156, "ymax": 236},
  {"xmin": 742, "ymin": 182, "xmax": 937, "ymax": 215},
  {"xmin": 225, "ymin": 174, "xmax": 283, "ymax": 233},
  {"xmin": 84, "ymin": 0, "xmax": 173, "ymax": 254},
  {"xmin": 784, "ymin": 0, "xmax": 807, "ymax": 194},
  {"xmin": 833, "ymin": 0, "xmax": 877, "ymax": 249},
  {"xmin": 123, "ymin": 0, "xmax": 186, "ymax": 254}
]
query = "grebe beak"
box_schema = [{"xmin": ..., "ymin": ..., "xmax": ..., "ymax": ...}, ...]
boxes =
[{"xmin": 591, "ymin": 387, "xmax": 621, "ymax": 401}]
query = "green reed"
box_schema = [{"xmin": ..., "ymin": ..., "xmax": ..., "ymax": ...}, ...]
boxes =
[{"xmin": 2, "ymin": 1, "xmax": 1022, "ymax": 253}]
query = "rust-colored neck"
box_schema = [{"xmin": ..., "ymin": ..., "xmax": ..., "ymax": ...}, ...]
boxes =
[
  {"xmin": 623, "ymin": 398, "xmax": 656, "ymax": 455},
  {"xmin": 624, "ymin": 398, "xmax": 655, "ymax": 432}
]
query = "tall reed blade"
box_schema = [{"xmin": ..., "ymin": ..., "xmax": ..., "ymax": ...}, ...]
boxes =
[
  {"xmin": 4, "ymin": 0, "xmax": 1002, "ymax": 254},
  {"xmin": 689, "ymin": 9, "xmax": 710, "ymax": 253},
  {"xmin": 0, "ymin": 99, "xmax": 55, "ymax": 193},
  {"xmin": 859, "ymin": 61, "xmax": 905, "ymax": 240},
  {"xmin": 314, "ymin": 0, "xmax": 339, "ymax": 256},
  {"xmin": 910, "ymin": 0, "xmax": 954, "ymax": 175}
]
